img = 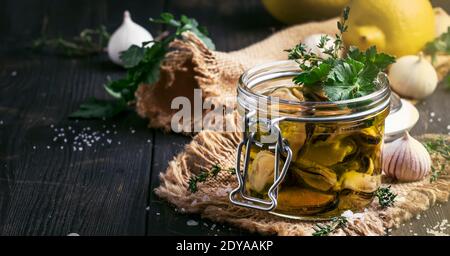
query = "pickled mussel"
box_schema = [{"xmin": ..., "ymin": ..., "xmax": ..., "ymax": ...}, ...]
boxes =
[
  {"xmin": 292, "ymin": 159, "xmax": 337, "ymax": 191},
  {"xmin": 276, "ymin": 188, "xmax": 337, "ymax": 214},
  {"xmin": 298, "ymin": 135, "xmax": 357, "ymax": 166},
  {"xmin": 267, "ymin": 87, "xmax": 304, "ymax": 102},
  {"xmin": 246, "ymin": 150, "xmax": 277, "ymax": 194}
]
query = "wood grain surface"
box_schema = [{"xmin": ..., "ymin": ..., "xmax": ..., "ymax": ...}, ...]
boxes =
[{"xmin": 0, "ymin": 0, "xmax": 449, "ymax": 236}]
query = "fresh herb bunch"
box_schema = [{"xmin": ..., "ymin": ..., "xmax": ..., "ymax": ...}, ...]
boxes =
[
  {"xmin": 423, "ymin": 137, "xmax": 449, "ymax": 182},
  {"xmin": 286, "ymin": 7, "xmax": 396, "ymax": 101},
  {"xmin": 424, "ymin": 27, "xmax": 450, "ymax": 63},
  {"xmin": 33, "ymin": 26, "xmax": 109, "ymax": 57},
  {"xmin": 312, "ymin": 216, "xmax": 348, "ymax": 236},
  {"xmin": 70, "ymin": 13, "xmax": 215, "ymax": 119},
  {"xmin": 375, "ymin": 186, "xmax": 397, "ymax": 208}
]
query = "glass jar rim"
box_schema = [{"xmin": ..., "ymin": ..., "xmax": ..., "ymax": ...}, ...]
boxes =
[{"xmin": 237, "ymin": 60, "xmax": 391, "ymax": 122}]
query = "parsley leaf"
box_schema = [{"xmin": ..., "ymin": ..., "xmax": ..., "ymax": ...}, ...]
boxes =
[
  {"xmin": 286, "ymin": 7, "xmax": 396, "ymax": 102},
  {"xmin": 70, "ymin": 13, "xmax": 215, "ymax": 119},
  {"xmin": 120, "ymin": 44, "xmax": 147, "ymax": 68}
]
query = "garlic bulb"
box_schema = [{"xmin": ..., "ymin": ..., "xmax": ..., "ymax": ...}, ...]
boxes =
[
  {"xmin": 435, "ymin": 7, "xmax": 450, "ymax": 37},
  {"xmin": 388, "ymin": 53, "xmax": 438, "ymax": 99},
  {"xmin": 382, "ymin": 132, "xmax": 431, "ymax": 182},
  {"xmin": 302, "ymin": 34, "xmax": 336, "ymax": 59},
  {"xmin": 107, "ymin": 11, "xmax": 153, "ymax": 66}
]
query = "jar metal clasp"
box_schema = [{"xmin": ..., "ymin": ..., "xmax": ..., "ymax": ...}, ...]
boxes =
[{"xmin": 229, "ymin": 112, "xmax": 292, "ymax": 211}]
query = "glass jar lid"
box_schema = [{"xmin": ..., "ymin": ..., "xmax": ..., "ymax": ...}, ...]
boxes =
[{"xmin": 237, "ymin": 60, "xmax": 391, "ymax": 123}]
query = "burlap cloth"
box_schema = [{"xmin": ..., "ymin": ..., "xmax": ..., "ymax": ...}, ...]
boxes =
[{"xmin": 137, "ymin": 11, "xmax": 450, "ymax": 236}]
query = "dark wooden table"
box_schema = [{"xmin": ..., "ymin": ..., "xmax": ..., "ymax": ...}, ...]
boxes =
[{"xmin": 0, "ymin": 0, "xmax": 449, "ymax": 236}]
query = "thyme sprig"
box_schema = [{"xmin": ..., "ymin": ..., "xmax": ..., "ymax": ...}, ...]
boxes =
[
  {"xmin": 375, "ymin": 186, "xmax": 397, "ymax": 208},
  {"xmin": 33, "ymin": 26, "xmax": 109, "ymax": 57},
  {"xmin": 312, "ymin": 216, "xmax": 348, "ymax": 236},
  {"xmin": 423, "ymin": 137, "xmax": 449, "ymax": 182},
  {"xmin": 188, "ymin": 164, "xmax": 235, "ymax": 193}
]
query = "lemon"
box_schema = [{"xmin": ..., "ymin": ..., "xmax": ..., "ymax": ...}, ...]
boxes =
[
  {"xmin": 262, "ymin": 0, "xmax": 350, "ymax": 24},
  {"xmin": 344, "ymin": 0, "xmax": 436, "ymax": 57}
]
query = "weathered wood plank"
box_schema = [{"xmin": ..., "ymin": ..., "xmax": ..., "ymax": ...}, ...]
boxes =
[{"xmin": 0, "ymin": 0, "xmax": 165, "ymax": 235}]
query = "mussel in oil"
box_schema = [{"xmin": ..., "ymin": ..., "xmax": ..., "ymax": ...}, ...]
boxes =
[
  {"xmin": 276, "ymin": 187, "xmax": 337, "ymax": 214},
  {"xmin": 299, "ymin": 135, "xmax": 357, "ymax": 166},
  {"xmin": 246, "ymin": 150, "xmax": 277, "ymax": 193},
  {"xmin": 293, "ymin": 159, "xmax": 337, "ymax": 191},
  {"xmin": 336, "ymin": 171, "xmax": 381, "ymax": 193}
]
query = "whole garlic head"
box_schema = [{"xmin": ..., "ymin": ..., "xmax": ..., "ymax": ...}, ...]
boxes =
[
  {"xmin": 388, "ymin": 53, "xmax": 438, "ymax": 99},
  {"xmin": 302, "ymin": 34, "xmax": 336, "ymax": 59},
  {"xmin": 107, "ymin": 11, "xmax": 153, "ymax": 66},
  {"xmin": 382, "ymin": 132, "xmax": 431, "ymax": 182}
]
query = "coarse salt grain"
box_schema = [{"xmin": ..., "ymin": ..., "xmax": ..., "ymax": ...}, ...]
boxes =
[
  {"xmin": 186, "ymin": 220, "xmax": 199, "ymax": 226},
  {"xmin": 430, "ymin": 112, "xmax": 435, "ymax": 117}
]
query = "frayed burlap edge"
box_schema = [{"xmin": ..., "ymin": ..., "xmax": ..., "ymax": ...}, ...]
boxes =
[{"xmin": 155, "ymin": 132, "xmax": 450, "ymax": 236}]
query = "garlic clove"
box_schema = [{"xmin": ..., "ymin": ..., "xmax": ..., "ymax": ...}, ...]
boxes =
[
  {"xmin": 107, "ymin": 10, "xmax": 154, "ymax": 66},
  {"xmin": 382, "ymin": 132, "xmax": 431, "ymax": 182},
  {"xmin": 388, "ymin": 53, "xmax": 438, "ymax": 99},
  {"xmin": 302, "ymin": 34, "xmax": 337, "ymax": 59}
]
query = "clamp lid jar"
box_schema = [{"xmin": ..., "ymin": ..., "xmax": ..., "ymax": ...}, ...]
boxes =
[{"xmin": 230, "ymin": 60, "xmax": 391, "ymax": 219}]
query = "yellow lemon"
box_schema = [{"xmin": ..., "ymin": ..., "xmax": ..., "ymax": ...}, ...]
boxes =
[
  {"xmin": 262, "ymin": 0, "xmax": 350, "ymax": 24},
  {"xmin": 344, "ymin": 0, "xmax": 436, "ymax": 57}
]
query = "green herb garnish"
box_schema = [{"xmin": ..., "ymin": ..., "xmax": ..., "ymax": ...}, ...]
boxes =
[
  {"xmin": 423, "ymin": 137, "xmax": 449, "ymax": 182},
  {"xmin": 33, "ymin": 26, "xmax": 109, "ymax": 57},
  {"xmin": 286, "ymin": 7, "xmax": 396, "ymax": 101},
  {"xmin": 70, "ymin": 13, "xmax": 215, "ymax": 119},
  {"xmin": 312, "ymin": 216, "xmax": 348, "ymax": 236},
  {"xmin": 430, "ymin": 164, "xmax": 446, "ymax": 183},
  {"xmin": 424, "ymin": 27, "xmax": 450, "ymax": 64},
  {"xmin": 375, "ymin": 186, "xmax": 397, "ymax": 208},
  {"xmin": 188, "ymin": 164, "xmax": 221, "ymax": 193},
  {"xmin": 227, "ymin": 167, "xmax": 237, "ymax": 175}
]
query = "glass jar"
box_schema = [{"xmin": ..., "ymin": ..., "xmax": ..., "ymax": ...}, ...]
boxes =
[{"xmin": 229, "ymin": 60, "xmax": 391, "ymax": 220}]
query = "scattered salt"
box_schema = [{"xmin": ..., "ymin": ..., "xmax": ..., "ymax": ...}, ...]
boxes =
[
  {"xmin": 46, "ymin": 146, "xmax": 50, "ymax": 149},
  {"xmin": 67, "ymin": 233, "xmax": 79, "ymax": 236},
  {"xmin": 429, "ymin": 119, "xmax": 433, "ymax": 123},
  {"xmin": 341, "ymin": 210, "xmax": 365, "ymax": 224},
  {"xmin": 145, "ymin": 206, "xmax": 150, "ymax": 211},
  {"xmin": 210, "ymin": 224, "xmax": 216, "ymax": 230},
  {"xmin": 437, "ymin": 118, "xmax": 442, "ymax": 122},
  {"xmin": 11, "ymin": 71, "xmax": 17, "ymax": 76},
  {"xmin": 430, "ymin": 112, "xmax": 435, "ymax": 117},
  {"xmin": 32, "ymin": 146, "xmax": 36, "ymax": 150},
  {"xmin": 156, "ymin": 212, "xmax": 160, "ymax": 216},
  {"xmin": 187, "ymin": 220, "xmax": 199, "ymax": 226}
]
